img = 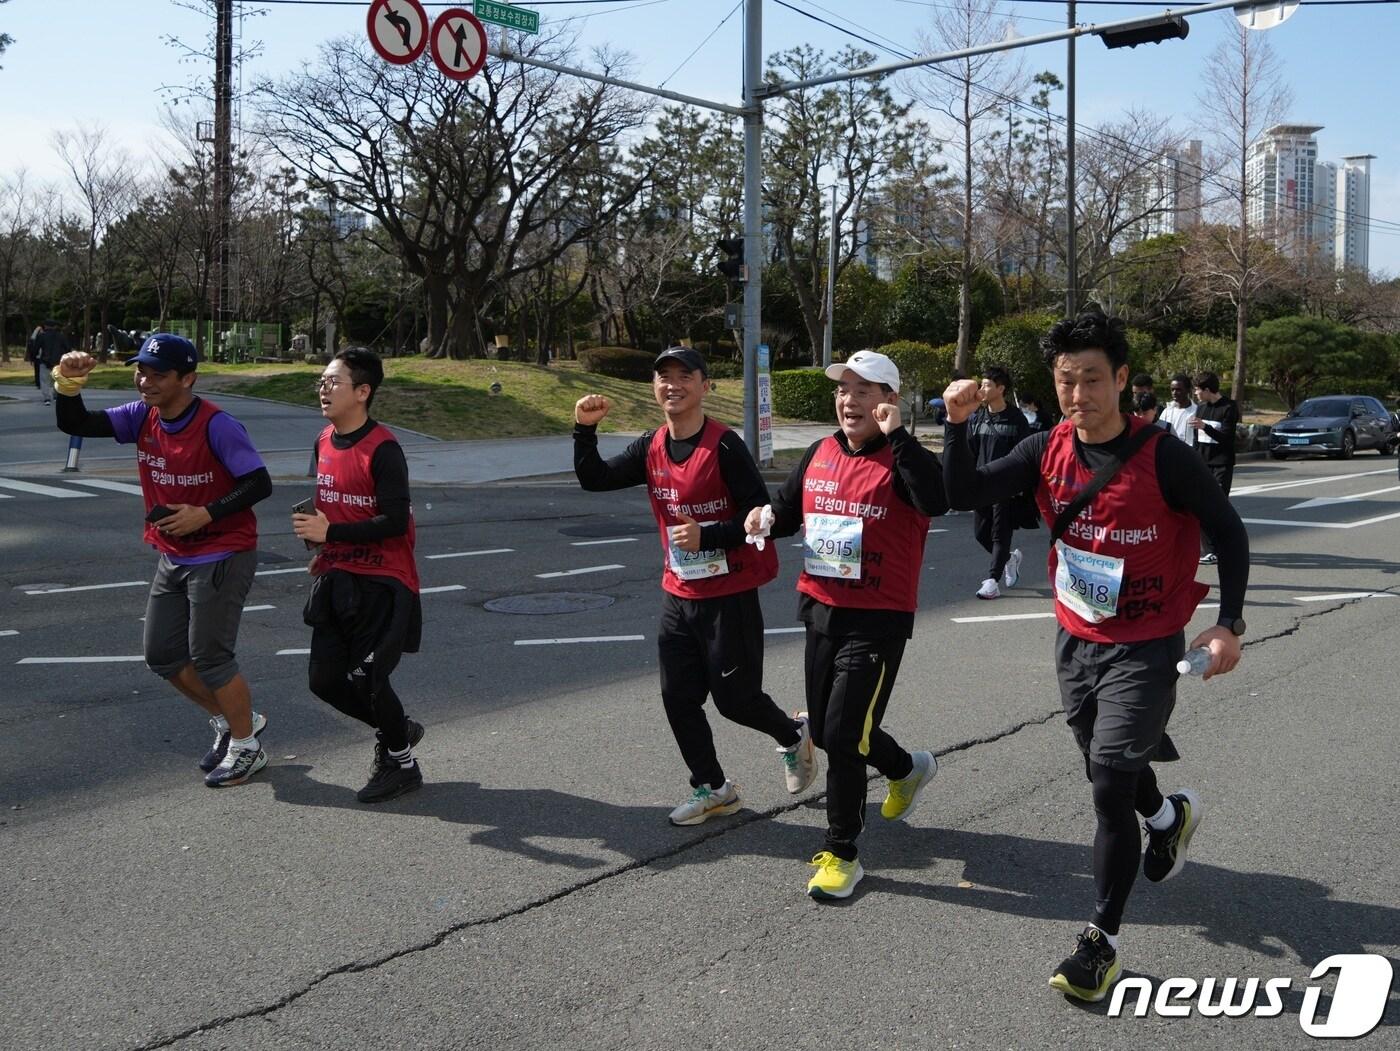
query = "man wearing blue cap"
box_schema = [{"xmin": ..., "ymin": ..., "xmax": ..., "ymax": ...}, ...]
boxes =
[{"xmin": 53, "ymin": 335, "xmax": 274, "ymax": 787}]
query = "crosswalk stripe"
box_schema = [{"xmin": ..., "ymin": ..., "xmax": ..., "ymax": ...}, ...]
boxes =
[
  {"xmin": 0, "ymin": 477, "xmax": 94, "ymax": 498},
  {"xmin": 61, "ymin": 477, "xmax": 146, "ymax": 496}
]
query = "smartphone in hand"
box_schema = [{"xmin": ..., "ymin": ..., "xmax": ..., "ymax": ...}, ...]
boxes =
[
  {"xmin": 146, "ymin": 505, "xmax": 174, "ymax": 524},
  {"xmin": 292, "ymin": 498, "xmax": 317, "ymax": 549}
]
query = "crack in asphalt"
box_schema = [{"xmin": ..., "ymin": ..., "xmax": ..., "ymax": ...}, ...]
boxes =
[{"xmin": 125, "ymin": 590, "xmax": 1391, "ymax": 1050}]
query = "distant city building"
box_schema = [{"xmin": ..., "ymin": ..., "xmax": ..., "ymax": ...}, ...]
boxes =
[
  {"xmin": 1125, "ymin": 139, "xmax": 1204, "ymax": 243},
  {"xmin": 1335, "ymin": 155, "xmax": 1375, "ymax": 272},
  {"xmin": 1246, "ymin": 124, "xmax": 1330, "ymax": 260},
  {"xmin": 320, "ymin": 197, "xmax": 367, "ymax": 238}
]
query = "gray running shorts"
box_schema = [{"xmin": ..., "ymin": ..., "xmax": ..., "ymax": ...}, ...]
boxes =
[
  {"xmin": 1055, "ymin": 626, "xmax": 1185, "ymax": 772},
  {"xmin": 143, "ymin": 550, "xmax": 257, "ymax": 689}
]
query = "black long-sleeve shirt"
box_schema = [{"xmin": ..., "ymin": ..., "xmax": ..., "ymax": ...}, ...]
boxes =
[
  {"xmin": 573, "ymin": 417, "xmax": 769, "ymax": 552},
  {"xmin": 942, "ymin": 419, "xmax": 1248, "ymax": 624},
  {"xmin": 321, "ymin": 417, "xmax": 412, "ymax": 544},
  {"xmin": 55, "ymin": 391, "xmax": 271, "ymax": 521},
  {"xmin": 1193, "ymin": 396, "xmax": 1240, "ymax": 464},
  {"xmin": 770, "ymin": 427, "xmax": 948, "ymax": 638}
]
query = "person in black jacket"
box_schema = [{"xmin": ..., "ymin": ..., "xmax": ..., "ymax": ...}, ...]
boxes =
[
  {"xmin": 33, "ymin": 321, "xmax": 70, "ymax": 405},
  {"xmin": 1188, "ymin": 371, "xmax": 1239, "ymax": 565},
  {"xmin": 968, "ymin": 366, "xmax": 1031, "ymax": 599}
]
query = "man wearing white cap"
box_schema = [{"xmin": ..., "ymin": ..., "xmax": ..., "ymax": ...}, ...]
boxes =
[{"xmin": 745, "ymin": 350, "xmax": 948, "ymax": 899}]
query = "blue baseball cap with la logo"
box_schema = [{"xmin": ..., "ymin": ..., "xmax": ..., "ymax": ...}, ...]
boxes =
[{"xmin": 125, "ymin": 333, "xmax": 199, "ymax": 374}]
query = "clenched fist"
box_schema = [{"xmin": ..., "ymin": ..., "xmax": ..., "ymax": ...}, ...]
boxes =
[
  {"xmin": 872, "ymin": 401, "xmax": 902, "ymax": 435},
  {"xmin": 574, "ymin": 394, "xmax": 611, "ymax": 426},
  {"xmin": 58, "ymin": 351, "xmax": 98, "ymax": 379},
  {"xmin": 942, "ymin": 379, "xmax": 981, "ymax": 425}
]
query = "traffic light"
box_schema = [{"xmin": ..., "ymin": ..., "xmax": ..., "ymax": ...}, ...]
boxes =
[
  {"xmin": 716, "ymin": 237, "xmax": 745, "ymax": 285},
  {"xmin": 1098, "ymin": 14, "xmax": 1189, "ymax": 49}
]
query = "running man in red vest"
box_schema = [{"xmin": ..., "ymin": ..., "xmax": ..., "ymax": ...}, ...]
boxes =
[
  {"xmin": 573, "ymin": 347, "xmax": 816, "ymax": 826},
  {"xmin": 292, "ymin": 349, "xmax": 425, "ymax": 804},
  {"xmin": 53, "ymin": 335, "xmax": 272, "ymax": 787},
  {"xmin": 744, "ymin": 350, "xmax": 949, "ymax": 900},
  {"xmin": 941, "ymin": 308, "xmax": 1249, "ymax": 1003}
]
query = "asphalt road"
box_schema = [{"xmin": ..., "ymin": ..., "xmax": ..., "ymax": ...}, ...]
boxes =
[{"xmin": 2, "ymin": 389, "xmax": 1397, "ymax": 1050}]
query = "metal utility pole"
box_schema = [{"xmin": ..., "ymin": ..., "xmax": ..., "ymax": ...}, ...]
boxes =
[
  {"xmin": 742, "ymin": 0, "xmax": 763, "ymax": 459},
  {"xmin": 822, "ymin": 181, "xmax": 837, "ymax": 369},
  {"xmin": 212, "ymin": 0, "xmax": 234, "ymax": 355},
  {"xmin": 1065, "ymin": 0, "xmax": 1077, "ymax": 317}
]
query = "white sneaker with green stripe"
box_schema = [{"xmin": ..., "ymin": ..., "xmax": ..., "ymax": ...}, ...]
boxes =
[{"xmin": 668, "ymin": 780, "xmax": 741, "ymax": 826}]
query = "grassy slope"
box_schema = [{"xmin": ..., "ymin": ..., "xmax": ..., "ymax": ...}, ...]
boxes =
[{"xmin": 0, "ymin": 359, "xmax": 767, "ymax": 440}]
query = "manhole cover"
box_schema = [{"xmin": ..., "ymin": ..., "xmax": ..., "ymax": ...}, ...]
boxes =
[
  {"xmin": 557, "ymin": 520, "xmax": 655, "ymax": 539},
  {"xmin": 485, "ymin": 592, "xmax": 615, "ymax": 615}
]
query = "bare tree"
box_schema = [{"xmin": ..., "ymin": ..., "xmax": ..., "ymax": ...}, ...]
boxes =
[
  {"xmin": 0, "ymin": 170, "xmax": 38, "ymax": 360},
  {"xmin": 1193, "ymin": 16, "xmax": 1293, "ymax": 401},
  {"xmin": 913, "ymin": 0, "xmax": 1026, "ymax": 371}
]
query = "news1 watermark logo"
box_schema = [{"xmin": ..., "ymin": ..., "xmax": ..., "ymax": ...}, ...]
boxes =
[{"xmin": 1107, "ymin": 954, "xmax": 1394, "ymax": 1038}]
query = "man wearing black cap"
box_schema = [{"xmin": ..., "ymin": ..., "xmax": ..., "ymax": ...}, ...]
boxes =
[
  {"xmin": 53, "ymin": 335, "xmax": 273, "ymax": 787},
  {"xmin": 572, "ymin": 346, "xmax": 816, "ymax": 826}
]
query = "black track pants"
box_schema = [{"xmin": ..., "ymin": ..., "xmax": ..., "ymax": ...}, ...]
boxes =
[
  {"xmin": 658, "ymin": 589, "xmax": 800, "ymax": 790},
  {"xmin": 973, "ymin": 501, "xmax": 1016, "ymax": 581}
]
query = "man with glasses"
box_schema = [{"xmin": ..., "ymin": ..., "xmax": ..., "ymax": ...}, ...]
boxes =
[
  {"xmin": 52, "ymin": 335, "xmax": 273, "ymax": 786},
  {"xmin": 292, "ymin": 349, "xmax": 426, "ymax": 803}
]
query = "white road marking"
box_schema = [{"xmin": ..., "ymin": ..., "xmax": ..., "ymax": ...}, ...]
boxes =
[
  {"xmin": 426, "ymin": 548, "xmax": 514, "ymax": 560},
  {"xmin": 1294, "ymin": 591, "xmax": 1397, "ymax": 603},
  {"xmin": 1233, "ymin": 468, "xmax": 1391, "ymax": 496},
  {"xmin": 17, "ymin": 655, "xmax": 146, "ymax": 664},
  {"xmin": 513, "ymin": 635, "xmax": 646, "ymax": 646},
  {"xmin": 25, "ymin": 580, "xmax": 147, "ymax": 595},
  {"xmin": 764, "ymin": 627, "xmax": 806, "ymax": 635},
  {"xmin": 242, "ymin": 604, "xmax": 276, "ymax": 612},
  {"xmin": 0, "ymin": 492, "xmax": 11, "ymax": 498},
  {"xmin": 255, "ymin": 566, "xmax": 308, "ymax": 576},
  {"xmin": 61, "ymin": 477, "xmax": 146, "ymax": 496},
  {"xmin": 1242, "ymin": 510, "xmax": 1400, "ymax": 530},
  {"xmin": 927, "ymin": 528, "xmax": 948, "ymax": 534},
  {"xmin": 536, "ymin": 564, "xmax": 626, "ymax": 578},
  {"xmin": 0, "ymin": 477, "xmax": 94, "ymax": 498},
  {"xmin": 0, "ymin": 630, "xmax": 18, "ymax": 637},
  {"xmin": 420, "ymin": 584, "xmax": 466, "ymax": 594},
  {"xmin": 952, "ymin": 611, "xmax": 1056, "ymax": 623},
  {"xmin": 276, "ymin": 648, "xmax": 311, "ymax": 655},
  {"xmin": 570, "ymin": 537, "xmax": 641, "ymax": 547},
  {"xmin": 1287, "ymin": 484, "xmax": 1400, "ymax": 511}
]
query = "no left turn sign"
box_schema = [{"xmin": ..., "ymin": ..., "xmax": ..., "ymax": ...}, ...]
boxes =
[
  {"xmin": 367, "ymin": 0, "xmax": 429, "ymax": 65},
  {"xmin": 430, "ymin": 8, "xmax": 489, "ymax": 81}
]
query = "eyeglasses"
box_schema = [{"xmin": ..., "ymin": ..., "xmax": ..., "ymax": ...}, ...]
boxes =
[{"xmin": 315, "ymin": 377, "xmax": 346, "ymax": 393}]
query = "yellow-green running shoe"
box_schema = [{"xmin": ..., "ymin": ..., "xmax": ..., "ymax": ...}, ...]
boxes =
[
  {"xmin": 881, "ymin": 750, "xmax": 937, "ymax": 820},
  {"xmin": 806, "ymin": 851, "xmax": 864, "ymax": 900}
]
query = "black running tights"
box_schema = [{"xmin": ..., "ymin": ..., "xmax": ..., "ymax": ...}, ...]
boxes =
[{"xmin": 1089, "ymin": 760, "xmax": 1166, "ymax": 935}]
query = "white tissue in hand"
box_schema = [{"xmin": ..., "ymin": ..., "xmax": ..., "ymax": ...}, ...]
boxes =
[{"xmin": 746, "ymin": 504, "xmax": 775, "ymax": 551}]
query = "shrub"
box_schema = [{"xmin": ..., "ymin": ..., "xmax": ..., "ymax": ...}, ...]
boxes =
[
  {"xmin": 578, "ymin": 346, "xmax": 656, "ymax": 382},
  {"xmin": 1155, "ymin": 332, "xmax": 1234, "ymax": 383},
  {"xmin": 975, "ymin": 311, "xmax": 1060, "ymax": 411},
  {"xmin": 771, "ymin": 368, "xmax": 834, "ymax": 422}
]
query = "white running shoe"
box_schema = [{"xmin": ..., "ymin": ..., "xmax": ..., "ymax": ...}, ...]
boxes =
[
  {"xmin": 977, "ymin": 578, "xmax": 1001, "ymax": 600},
  {"xmin": 779, "ymin": 712, "xmax": 818, "ymax": 794},
  {"xmin": 1002, "ymin": 548, "xmax": 1023, "ymax": 589},
  {"xmin": 668, "ymin": 780, "xmax": 741, "ymax": 826}
]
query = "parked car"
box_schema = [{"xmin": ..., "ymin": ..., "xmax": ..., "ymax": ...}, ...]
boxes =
[{"xmin": 1269, "ymin": 395, "xmax": 1399, "ymax": 460}]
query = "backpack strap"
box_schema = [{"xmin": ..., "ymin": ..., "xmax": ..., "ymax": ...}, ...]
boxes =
[{"xmin": 1050, "ymin": 423, "xmax": 1159, "ymax": 544}]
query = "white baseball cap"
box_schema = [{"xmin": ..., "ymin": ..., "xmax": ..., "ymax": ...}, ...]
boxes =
[{"xmin": 825, "ymin": 350, "xmax": 900, "ymax": 394}]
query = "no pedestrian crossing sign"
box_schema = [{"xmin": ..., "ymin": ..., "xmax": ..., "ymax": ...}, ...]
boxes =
[
  {"xmin": 366, "ymin": 0, "xmax": 430, "ymax": 65},
  {"xmin": 474, "ymin": 0, "xmax": 541, "ymax": 35},
  {"xmin": 430, "ymin": 8, "xmax": 490, "ymax": 81}
]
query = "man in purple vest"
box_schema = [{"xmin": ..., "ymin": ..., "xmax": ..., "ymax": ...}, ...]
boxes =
[
  {"xmin": 53, "ymin": 335, "xmax": 273, "ymax": 787},
  {"xmin": 941, "ymin": 308, "xmax": 1249, "ymax": 1004}
]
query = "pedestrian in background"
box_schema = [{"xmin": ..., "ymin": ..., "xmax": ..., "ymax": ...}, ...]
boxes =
[
  {"xmin": 968, "ymin": 366, "xmax": 1031, "ymax": 600},
  {"xmin": 34, "ymin": 320, "xmax": 71, "ymax": 405},
  {"xmin": 1189, "ymin": 371, "xmax": 1239, "ymax": 566}
]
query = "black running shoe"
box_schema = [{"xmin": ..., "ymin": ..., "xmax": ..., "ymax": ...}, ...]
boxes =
[
  {"xmin": 1049, "ymin": 927, "xmax": 1122, "ymax": 1002},
  {"xmin": 204, "ymin": 745, "xmax": 268, "ymax": 788},
  {"xmin": 357, "ymin": 759, "xmax": 423, "ymax": 804},
  {"xmin": 1143, "ymin": 788, "xmax": 1203, "ymax": 883},
  {"xmin": 369, "ymin": 718, "xmax": 425, "ymax": 778},
  {"xmin": 199, "ymin": 712, "xmax": 267, "ymax": 772}
]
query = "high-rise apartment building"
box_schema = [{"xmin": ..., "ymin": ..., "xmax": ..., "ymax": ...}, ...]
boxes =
[
  {"xmin": 1126, "ymin": 139, "xmax": 1205, "ymax": 242},
  {"xmin": 1335, "ymin": 155, "xmax": 1374, "ymax": 272}
]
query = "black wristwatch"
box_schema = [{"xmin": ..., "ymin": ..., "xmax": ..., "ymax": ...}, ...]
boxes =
[{"xmin": 1218, "ymin": 617, "xmax": 1246, "ymax": 637}]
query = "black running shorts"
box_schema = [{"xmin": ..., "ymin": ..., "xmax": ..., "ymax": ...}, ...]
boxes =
[{"xmin": 1054, "ymin": 627, "xmax": 1185, "ymax": 772}]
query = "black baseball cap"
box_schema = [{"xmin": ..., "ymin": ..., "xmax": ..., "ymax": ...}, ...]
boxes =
[
  {"xmin": 125, "ymin": 333, "xmax": 198, "ymax": 374},
  {"xmin": 653, "ymin": 347, "xmax": 707, "ymax": 375}
]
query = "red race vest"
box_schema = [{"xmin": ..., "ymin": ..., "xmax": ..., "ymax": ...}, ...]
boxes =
[
  {"xmin": 1035, "ymin": 416, "xmax": 1208, "ymax": 643},
  {"xmin": 314, "ymin": 423, "xmax": 420, "ymax": 592},
  {"xmin": 797, "ymin": 436, "xmax": 931, "ymax": 612},
  {"xmin": 645, "ymin": 421, "xmax": 777, "ymax": 599},
  {"xmin": 137, "ymin": 399, "xmax": 257, "ymax": 557}
]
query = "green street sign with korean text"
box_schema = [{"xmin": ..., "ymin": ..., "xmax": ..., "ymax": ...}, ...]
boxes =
[{"xmin": 474, "ymin": 0, "xmax": 540, "ymax": 34}]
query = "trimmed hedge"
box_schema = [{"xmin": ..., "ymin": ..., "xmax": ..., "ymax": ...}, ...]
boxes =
[
  {"xmin": 578, "ymin": 346, "xmax": 656, "ymax": 382},
  {"xmin": 975, "ymin": 311, "xmax": 1060, "ymax": 412},
  {"xmin": 772, "ymin": 368, "xmax": 835, "ymax": 422},
  {"xmin": 1154, "ymin": 333, "xmax": 1234, "ymax": 383}
]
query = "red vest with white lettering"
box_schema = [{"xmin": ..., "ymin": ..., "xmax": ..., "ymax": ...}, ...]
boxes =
[
  {"xmin": 314, "ymin": 424, "xmax": 420, "ymax": 592},
  {"xmin": 797, "ymin": 436, "xmax": 931, "ymax": 612},
  {"xmin": 645, "ymin": 421, "xmax": 777, "ymax": 599},
  {"xmin": 138, "ymin": 399, "xmax": 257, "ymax": 557},
  {"xmin": 1035, "ymin": 416, "xmax": 1207, "ymax": 643}
]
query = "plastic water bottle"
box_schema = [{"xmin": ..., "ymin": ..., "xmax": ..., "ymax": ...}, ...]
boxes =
[{"xmin": 1176, "ymin": 647, "xmax": 1211, "ymax": 677}]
